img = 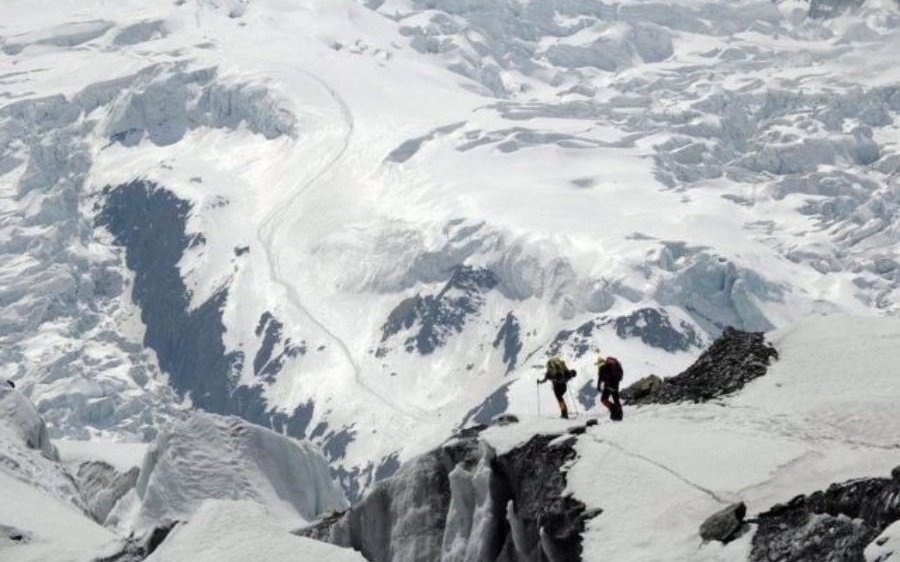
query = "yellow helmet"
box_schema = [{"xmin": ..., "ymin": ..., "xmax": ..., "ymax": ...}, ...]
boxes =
[{"xmin": 595, "ymin": 355, "xmax": 606, "ymax": 366}]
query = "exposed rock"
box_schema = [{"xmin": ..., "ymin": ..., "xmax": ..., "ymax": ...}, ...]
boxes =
[
  {"xmin": 461, "ymin": 382, "xmax": 513, "ymax": 427},
  {"xmin": 622, "ymin": 375, "xmax": 663, "ymax": 402},
  {"xmin": 299, "ymin": 433, "xmax": 597, "ymax": 562},
  {"xmin": 99, "ymin": 181, "xmax": 316, "ymax": 443},
  {"xmin": 613, "ymin": 308, "xmax": 702, "ymax": 353},
  {"xmin": 495, "ymin": 435, "xmax": 592, "ymax": 561},
  {"xmin": 750, "ymin": 466, "xmax": 900, "ymax": 562},
  {"xmin": 550, "ymin": 307, "xmax": 703, "ymax": 362},
  {"xmin": 94, "ymin": 522, "xmax": 177, "ymax": 562},
  {"xmin": 699, "ymin": 502, "xmax": 746, "ymax": 543},
  {"xmin": 380, "ymin": 265, "xmax": 499, "ymax": 355},
  {"xmin": 1, "ymin": 524, "xmax": 32, "ymax": 545},
  {"xmin": 493, "ymin": 312, "xmax": 523, "ymax": 373},
  {"xmin": 622, "ymin": 328, "xmax": 777, "ymax": 405},
  {"xmin": 491, "ymin": 414, "xmax": 519, "ymax": 426}
]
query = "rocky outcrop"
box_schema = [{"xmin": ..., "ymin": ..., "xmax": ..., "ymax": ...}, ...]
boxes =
[
  {"xmin": 621, "ymin": 375, "xmax": 663, "ymax": 402},
  {"xmin": 94, "ymin": 523, "xmax": 176, "ymax": 562},
  {"xmin": 298, "ymin": 430, "xmax": 598, "ymax": 562},
  {"xmin": 621, "ymin": 328, "xmax": 777, "ymax": 405},
  {"xmin": 379, "ymin": 266, "xmax": 499, "ymax": 356},
  {"xmin": 750, "ymin": 466, "xmax": 900, "ymax": 562},
  {"xmin": 98, "ymin": 181, "xmax": 316, "ymax": 442},
  {"xmin": 1, "ymin": 524, "xmax": 32, "ymax": 546},
  {"xmin": 699, "ymin": 502, "xmax": 746, "ymax": 543},
  {"xmin": 550, "ymin": 307, "xmax": 702, "ymax": 360}
]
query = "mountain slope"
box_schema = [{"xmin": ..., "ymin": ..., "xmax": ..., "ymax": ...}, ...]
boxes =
[
  {"xmin": 301, "ymin": 314, "xmax": 900, "ymax": 561},
  {"xmin": 1, "ymin": 0, "xmax": 898, "ymax": 498}
]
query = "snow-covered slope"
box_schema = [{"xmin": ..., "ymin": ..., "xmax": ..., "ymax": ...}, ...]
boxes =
[
  {"xmin": 1, "ymin": 0, "xmax": 899, "ymax": 499},
  {"xmin": 569, "ymin": 314, "xmax": 900, "ymax": 560},
  {"xmin": 303, "ymin": 314, "xmax": 900, "ymax": 561},
  {"xmin": 145, "ymin": 500, "xmax": 365, "ymax": 562}
]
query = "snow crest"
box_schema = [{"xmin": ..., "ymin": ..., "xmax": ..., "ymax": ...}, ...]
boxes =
[{"xmin": 126, "ymin": 412, "xmax": 348, "ymax": 533}]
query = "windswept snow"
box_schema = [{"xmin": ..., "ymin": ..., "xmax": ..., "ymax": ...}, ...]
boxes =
[
  {"xmin": 0, "ymin": 471, "xmax": 115, "ymax": 562},
  {"xmin": 0, "ymin": 385, "xmax": 86, "ymax": 512},
  {"xmin": 145, "ymin": 500, "xmax": 364, "ymax": 562},
  {"xmin": 122, "ymin": 412, "xmax": 347, "ymax": 533}
]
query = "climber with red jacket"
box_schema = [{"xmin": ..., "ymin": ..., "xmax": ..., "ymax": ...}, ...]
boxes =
[{"xmin": 596, "ymin": 355, "xmax": 623, "ymax": 421}]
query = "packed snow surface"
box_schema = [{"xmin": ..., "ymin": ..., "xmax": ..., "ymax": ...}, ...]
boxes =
[
  {"xmin": 0, "ymin": 471, "xmax": 115, "ymax": 562},
  {"xmin": 481, "ymin": 315, "xmax": 900, "ymax": 561},
  {"xmin": 145, "ymin": 500, "xmax": 365, "ymax": 562}
]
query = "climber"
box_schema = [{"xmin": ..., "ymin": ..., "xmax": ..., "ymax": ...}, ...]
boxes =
[
  {"xmin": 538, "ymin": 357, "xmax": 576, "ymax": 419},
  {"xmin": 596, "ymin": 355, "xmax": 623, "ymax": 421}
]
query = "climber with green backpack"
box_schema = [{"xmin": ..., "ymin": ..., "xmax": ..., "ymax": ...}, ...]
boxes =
[{"xmin": 538, "ymin": 357, "xmax": 576, "ymax": 419}]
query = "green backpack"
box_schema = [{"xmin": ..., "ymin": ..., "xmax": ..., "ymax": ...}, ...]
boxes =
[{"xmin": 547, "ymin": 357, "xmax": 568, "ymax": 381}]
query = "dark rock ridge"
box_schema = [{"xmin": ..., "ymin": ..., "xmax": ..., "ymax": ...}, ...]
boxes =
[
  {"xmin": 253, "ymin": 312, "xmax": 306, "ymax": 383},
  {"xmin": 460, "ymin": 381, "xmax": 514, "ymax": 427},
  {"xmin": 94, "ymin": 523, "xmax": 177, "ymax": 562},
  {"xmin": 493, "ymin": 312, "xmax": 523, "ymax": 373},
  {"xmin": 700, "ymin": 502, "xmax": 747, "ymax": 543},
  {"xmin": 298, "ymin": 430, "xmax": 598, "ymax": 562},
  {"xmin": 750, "ymin": 466, "xmax": 900, "ymax": 562},
  {"xmin": 379, "ymin": 265, "xmax": 499, "ymax": 356},
  {"xmin": 97, "ymin": 182, "xmax": 315, "ymax": 442},
  {"xmin": 621, "ymin": 327, "xmax": 777, "ymax": 405},
  {"xmin": 550, "ymin": 307, "xmax": 702, "ymax": 359}
]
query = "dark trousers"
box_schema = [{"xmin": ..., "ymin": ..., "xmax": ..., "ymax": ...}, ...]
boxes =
[
  {"xmin": 552, "ymin": 383, "xmax": 569, "ymax": 418},
  {"xmin": 601, "ymin": 385, "xmax": 622, "ymax": 420}
]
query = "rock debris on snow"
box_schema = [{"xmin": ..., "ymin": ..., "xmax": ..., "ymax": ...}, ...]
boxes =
[{"xmin": 622, "ymin": 327, "xmax": 778, "ymax": 405}]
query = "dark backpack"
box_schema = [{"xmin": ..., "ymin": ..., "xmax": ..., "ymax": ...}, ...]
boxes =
[{"xmin": 600, "ymin": 357, "xmax": 623, "ymax": 384}]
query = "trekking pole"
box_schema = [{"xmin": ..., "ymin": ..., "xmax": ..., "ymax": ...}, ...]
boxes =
[
  {"xmin": 536, "ymin": 382, "xmax": 541, "ymax": 417},
  {"xmin": 568, "ymin": 388, "xmax": 580, "ymax": 418}
]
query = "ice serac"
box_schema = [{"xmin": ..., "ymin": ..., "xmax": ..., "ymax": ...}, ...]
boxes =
[
  {"xmin": 0, "ymin": 382, "xmax": 58, "ymax": 460},
  {"xmin": 127, "ymin": 411, "xmax": 348, "ymax": 533},
  {"xmin": 0, "ymin": 384, "xmax": 87, "ymax": 511},
  {"xmin": 751, "ymin": 466, "xmax": 900, "ymax": 562},
  {"xmin": 299, "ymin": 428, "xmax": 596, "ymax": 562}
]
